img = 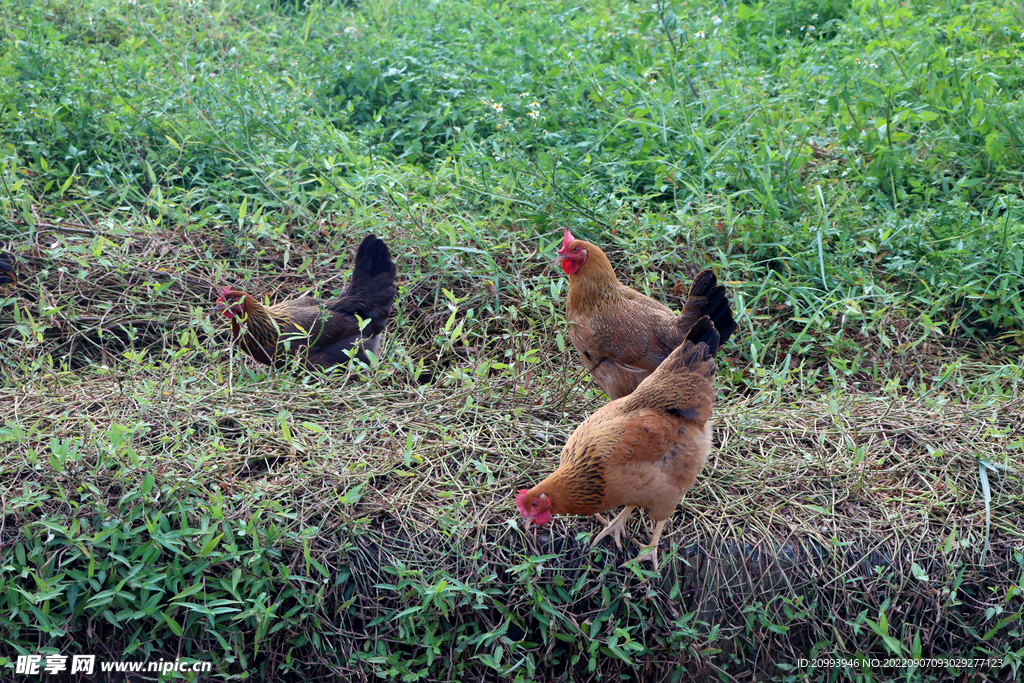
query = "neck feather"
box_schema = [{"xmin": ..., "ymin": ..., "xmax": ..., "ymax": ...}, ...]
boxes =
[
  {"xmin": 229, "ymin": 295, "xmax": 274, "ymax": 338},
  {"xmin": 532, "ymin": 460, "xmax": 607, "ymax": 516},
  {"xmin": 566, "ymin": 243, "xmax": 623, "ymax": 312}
]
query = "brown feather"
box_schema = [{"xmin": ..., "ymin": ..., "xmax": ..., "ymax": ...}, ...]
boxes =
[
  {"xmin": 218, "ymin": 234, "xmax": 397, "ymax": 370},
  {"xmin": 522, "ymin": 317, "xmax": 720, "ymax": 523},
  {"xmin": 562, "ymin": 237, "xmax": 734, "ymax": 398}
]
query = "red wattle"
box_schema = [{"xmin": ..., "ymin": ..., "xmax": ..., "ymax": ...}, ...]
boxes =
[{"xmin": 562, "ymin": 259, "xmax": 579, "ymax": 275}]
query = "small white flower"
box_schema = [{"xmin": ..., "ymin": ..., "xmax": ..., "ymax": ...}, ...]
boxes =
[
  {"xmin": 711, "ymin": 15, "xmax": 722, "ymax": 25},
  {"xmin": 695, "ymin": 30, "xmax": 705, "ymax": 39},
  {"xmin": 812, "ymin": 13, "xmax": 818, "ymax": 19},
  {"xmin": 527, "ymin": 110, "xmax": 540, "ymax": 120},
  {"xmin": 344, "ymin": 26, "xmax": 357, "ymax": 35},
  {"xmin": 492, "ymin": 102, "xmax": 503, "ymax": 113},
  {"xmin": 808, "ymin": 25, "xmax": 815, "ymax": 31},
  {"xmin": 870, "ymin": 62, "xmax": 878, "ymax": 68},
  {"xmin": 530, "ymin": 101, "xmax": 540, "ymax": 109}
]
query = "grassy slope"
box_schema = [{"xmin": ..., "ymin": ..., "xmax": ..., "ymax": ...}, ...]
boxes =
[{"xmin": 1, "ymin": 0, "xmax": 1023, "ymax": 680}]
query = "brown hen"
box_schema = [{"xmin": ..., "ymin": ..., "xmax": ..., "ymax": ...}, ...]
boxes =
[
  {"xmin": 517, "ymin": 315, "xmax": 723, "ymax": 571},
  {"xmin": 215, "ymin": 234, "xmax": 397, "ymax": 370},
  {"xmin": 557, "ymin": 228, "xmax": 734, "ymax": 398}
]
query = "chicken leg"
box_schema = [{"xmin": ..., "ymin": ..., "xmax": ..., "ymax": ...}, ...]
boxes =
[
  {"xmin": 632, "ymin": 519, "xmax": 668, "ymax": 571},
  {"xmin": 590, "ymin": 506, "xmax": 635, "ymax": 550}
]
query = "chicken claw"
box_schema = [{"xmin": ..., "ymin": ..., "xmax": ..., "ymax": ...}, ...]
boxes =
[
  {"xmin": 626, "ymin": 519, "xmax": 668, "ymax": 572},
  {"xmin": 590, "ymin": 506, "xmax": 635, "ymax": 550}
]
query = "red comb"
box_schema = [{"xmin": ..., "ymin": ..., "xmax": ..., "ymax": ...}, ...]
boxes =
[
  {"xmin": 515, "ymin": 489, "xmax": 528, "ymax": 511},
  {"xmin": 217, "ymin": 286, "xmax": 232, "ymax": 301},
  {"xmin": 558, "ymin": 228, "xmax": 575, "ymax": 254}
]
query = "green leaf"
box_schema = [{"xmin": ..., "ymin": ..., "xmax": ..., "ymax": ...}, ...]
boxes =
[
  {"xmin": 171, "ymin": 583, "xmax": 205, "ymax": 602},
  {"xmin": 881, "ymin": 634, "xmax": 904, "ymax": 656},
  {"xmin": 198, "ymin": 533, "xmax": 224, "ymax": 557},
  {"xmin": 162, "ymin": 611, "xmax": 183, "ymax": 636}
]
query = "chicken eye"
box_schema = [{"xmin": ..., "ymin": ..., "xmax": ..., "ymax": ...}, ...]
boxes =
[
  {"xmin": 572, "ymin": 246, "xmax": 579, "ymax": 252},
  {"xmin": 531, "ymin": 500, "xmax": 538, "ymax": 507}
]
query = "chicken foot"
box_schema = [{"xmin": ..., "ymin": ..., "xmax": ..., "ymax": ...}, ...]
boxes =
[
  {"xmin": 590, "ymin": 506, "xmax": 635, "ymax": 550},
  {"xmin": 631, "ymin": 519, "xmax": 668, "ymax": 572}
]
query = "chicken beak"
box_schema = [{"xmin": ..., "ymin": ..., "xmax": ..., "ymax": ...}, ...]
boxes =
[
  {"xmin": 213, "ymin": 301, "xmax": 226, "ymax": 313},
  {"xmin": 523, "ymin": 515, "xmax": 533, "ymax": 532}
]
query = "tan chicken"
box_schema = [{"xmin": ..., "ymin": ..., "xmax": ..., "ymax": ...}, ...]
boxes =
[
  {"xmin": 516, "ymin": 316, "xmax": 723, "ymax": 571},
  {"xmin": 214, "ymin": 234, "xmax": 397, "ymax": 370},
  {"xmin": 557, "ymin": 227, "xmax": 734, "ymax": 398}
]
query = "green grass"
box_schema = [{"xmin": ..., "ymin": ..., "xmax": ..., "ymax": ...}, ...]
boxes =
[{"xmin": 1, "ymin": 0, "xmax": 1023, "ymax": 680}]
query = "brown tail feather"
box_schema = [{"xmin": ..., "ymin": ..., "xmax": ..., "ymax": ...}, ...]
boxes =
[
  {"xmin": 657, "ymin": 315, "xmax": 719, "ymax": 376},
  {"xmin": 623, "ymin": 315, "xmax": 719, "ymax": 419}
]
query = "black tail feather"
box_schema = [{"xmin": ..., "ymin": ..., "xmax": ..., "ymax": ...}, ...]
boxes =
[
  {"xmin": 654, "ymin": 315, "xmax": 720, "ymax": 379},
  {"xmin": 330, "ymin": 234, "xmax": 398, "ymax": 325},
  {"xmin": 684, "ymin": 269, "xmax": 735, "ymax": 349},
  {"xmin": 683, "ymin": 315, "xmax": 721, "ymax": 358},
  {"xmin": 0, "ymin": 252, "xmax": 17, "ymax": 286}
]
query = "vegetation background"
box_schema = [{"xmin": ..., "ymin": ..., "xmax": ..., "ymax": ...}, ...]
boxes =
[{"xmin": 1, "ymin": 0, "xmax": 1022, "ymax": 680}]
